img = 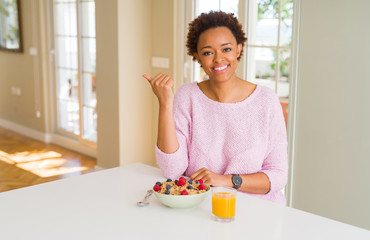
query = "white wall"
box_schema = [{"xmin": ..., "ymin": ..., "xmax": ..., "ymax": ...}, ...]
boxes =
[
  {"xmin": 117, "ymin": 0, "xmax": 154, "ymax": 167},
  {"xmin": 291, "ymin": 0, "xmax": 370, "ymax": 230},
  {"xmin": 96, "ymin": 0, "xmax": 154, "ymax": 168},
  {"xmin": 95, "ymin": 0, "xmax": 120, "ymax": 168}
]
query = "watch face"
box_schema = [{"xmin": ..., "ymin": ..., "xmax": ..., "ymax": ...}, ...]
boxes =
[{"xmin": 232, "ymin": 174, "xmax": 242, "ymax": 187}]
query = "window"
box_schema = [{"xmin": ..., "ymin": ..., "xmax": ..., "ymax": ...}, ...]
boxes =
[
  {"xmin": 246, "ymin": 0, "xmax": 293, "ymax": 125},
  {"xmin": 52, "ymin": 0, "xmax": 97, "ymax": 143}
]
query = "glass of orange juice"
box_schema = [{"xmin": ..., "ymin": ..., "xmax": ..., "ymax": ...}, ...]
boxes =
[{"xmin": 212, "ymin": 187, "xmax": 236, "ymax": 222}]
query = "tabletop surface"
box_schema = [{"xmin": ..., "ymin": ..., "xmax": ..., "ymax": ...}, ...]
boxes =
[{"xmin": 0, "ymin": 163, "xmax": 369, "ymax": 240}]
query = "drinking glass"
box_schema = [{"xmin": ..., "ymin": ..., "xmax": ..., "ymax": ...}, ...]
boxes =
[{"xmin": 212, "ymin": 187, "xmax": 236, "ymax": 222}]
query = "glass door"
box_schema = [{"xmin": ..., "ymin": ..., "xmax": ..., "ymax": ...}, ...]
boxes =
[{"xmin": 52, "ymin": 0, "xmax": 97, "ymax": 143}]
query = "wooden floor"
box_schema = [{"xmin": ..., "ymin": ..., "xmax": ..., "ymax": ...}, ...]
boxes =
[{"xmin": 0, "ymin": 126, "xmax": 97, "ymax": 193}]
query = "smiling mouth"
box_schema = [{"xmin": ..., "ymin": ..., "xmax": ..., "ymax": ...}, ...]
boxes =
[{"xmin": 212, "ymin": 64, "xmax": 230, "ymax": 73}]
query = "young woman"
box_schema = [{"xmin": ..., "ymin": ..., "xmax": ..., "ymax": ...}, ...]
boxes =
[{"xmin": 143, "ymin": 11, "xmax": 288, "ymax": 205}]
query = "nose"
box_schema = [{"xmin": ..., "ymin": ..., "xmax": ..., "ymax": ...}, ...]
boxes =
[{"xmin": 213, "ymin": 50, "xmax": 224, "ymax": 63}]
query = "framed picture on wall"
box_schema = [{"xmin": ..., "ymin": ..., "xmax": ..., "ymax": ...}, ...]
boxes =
[{"xmin": 0, "ymin": 0, "xmax": 22, "ymax": 53}]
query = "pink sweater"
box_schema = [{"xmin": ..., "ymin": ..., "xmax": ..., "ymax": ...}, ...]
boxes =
[{"xmin": 156, "ymin": 82, "xmax": 288, "ymax": 205}]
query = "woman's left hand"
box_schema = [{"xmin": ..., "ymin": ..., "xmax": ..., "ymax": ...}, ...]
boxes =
[{"xmin": 189, "ymin": 168, "xmax": 231, "ymax": 187}]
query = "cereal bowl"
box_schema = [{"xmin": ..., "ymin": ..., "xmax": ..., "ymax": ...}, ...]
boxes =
[{"xmin": 154, "ymin": 185, "xmax": 210, "ymax": 209}]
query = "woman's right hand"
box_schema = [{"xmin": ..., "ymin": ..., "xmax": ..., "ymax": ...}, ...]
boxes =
[
  {"xmin": 143, "ymin": 73, "xmax": 174, "ymax": 106},
  {"xmin": 143, "ymin": 73, "xmax": 179, "ymax": 153}
]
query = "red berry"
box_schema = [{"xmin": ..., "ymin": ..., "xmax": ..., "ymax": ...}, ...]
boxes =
[
  {"xmin": 179, "ymin": 177, "xmax": 185, "ymax": 181},
  {"xmin": 177, "ymin": 179, "xmax": 186, "ymax": 186},
  {"xmin": 198, "ymin": 184, "xmax": 206, "ymax": 190},
  {"xmin": 197, "ymin": 179, "xmax": 203, "ymax": 184},
  {"xmin": 153, "ymin": 184, "xmax": 161, "ymax": 192},
  {"xmin": 181, "ymin": 189, "xmax": 189, "ymax": 195}
]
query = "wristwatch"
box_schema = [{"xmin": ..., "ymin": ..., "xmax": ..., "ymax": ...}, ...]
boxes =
[{"xmin": 232, "ymin": 174, "xmax": 242, "ymax": 189}]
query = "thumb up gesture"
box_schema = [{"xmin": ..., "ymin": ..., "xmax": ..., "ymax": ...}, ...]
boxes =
[{"xmin": 143, "ymin": 73, "xmax": 174, "ymax": 107}]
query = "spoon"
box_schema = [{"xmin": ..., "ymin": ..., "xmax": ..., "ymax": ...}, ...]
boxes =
[{"xmin": 137, "ymin": 189, "xmax": 154, "ymax": 207}]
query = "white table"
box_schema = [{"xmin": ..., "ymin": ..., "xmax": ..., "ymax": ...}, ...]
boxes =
[{"xmin": 0, "ymin": 163, "xmax": 369, "ymax": 240}]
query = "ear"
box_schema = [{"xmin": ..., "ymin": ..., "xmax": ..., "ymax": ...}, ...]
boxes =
[
  {"xmin": 194, "ymin": 52, "xmax": 200, "ymax": 63},
  {"xmin": 193, "ymin": 52, "xmax": 203, "ymax": 67},
  {"xmin": 237, "ymin": 44, "xmax": 242, "ymax": 58}
]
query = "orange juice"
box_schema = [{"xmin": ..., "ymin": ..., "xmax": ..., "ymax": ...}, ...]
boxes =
[{"xmin": 212, "ymin": 192, "xmax": 236, "ymax": 218}]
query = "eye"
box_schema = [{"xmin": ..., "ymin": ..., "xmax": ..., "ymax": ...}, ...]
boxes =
[
  {"xmin": 202, "ymin": 51, "xmax": 212, "ymax": 56},
  {"xmin": 223, "ymin": 48, "xmax": 232, "ymax": 52}
]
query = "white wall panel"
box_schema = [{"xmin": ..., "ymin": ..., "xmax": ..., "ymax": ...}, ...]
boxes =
[{"xmin": 292, "ymin": 0, "xmax": 370, "ymax": 230}]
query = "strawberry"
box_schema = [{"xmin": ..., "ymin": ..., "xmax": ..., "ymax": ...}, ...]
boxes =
[
  {"xmin": 153, "ymin": 184, "xmax": 161, "ymax": 192},
  {"xmin": 181, "ymin": 189, "xmax": 189, "ymax": 195}
]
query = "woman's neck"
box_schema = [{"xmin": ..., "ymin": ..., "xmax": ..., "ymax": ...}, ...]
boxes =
[
  {"xmin": 198, "ymin": 75, "xmax": 257, "ymax": 103},
  {"xmin": 198, "ymin": 76, "xmax": 243, "ymax": 103},
  {"xmin": 208, "ymin": 79, "xmax": 239, "ymax": 102}
]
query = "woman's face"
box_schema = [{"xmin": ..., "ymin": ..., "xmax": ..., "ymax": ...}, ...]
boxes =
[{"xmin": 194, "ymin": 26, "xmax": 242, "ymax": 83}]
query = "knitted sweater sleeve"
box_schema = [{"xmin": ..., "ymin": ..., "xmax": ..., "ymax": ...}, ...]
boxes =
[
  {"xmin": 155, "ymin": 85, "xmax": 190, "ymax": 179},
  {"xmin": 259, "ymin": 94, "xmax": 288, "ymax": 193}
]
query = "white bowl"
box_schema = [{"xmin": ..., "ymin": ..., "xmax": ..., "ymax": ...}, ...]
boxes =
[{"xmin": 153, "ymin": 185, "xmax": 210, "ymax": 209}]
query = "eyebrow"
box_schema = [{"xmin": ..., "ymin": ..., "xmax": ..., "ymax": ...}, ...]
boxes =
[{"xmin": 200, "ymin": 42, "xmax": 232, "ymax": 51}]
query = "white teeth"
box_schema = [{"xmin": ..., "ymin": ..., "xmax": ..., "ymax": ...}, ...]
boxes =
[{"xmin": 214, "ymin": 65, "xmax": 228, "ymax": 71}]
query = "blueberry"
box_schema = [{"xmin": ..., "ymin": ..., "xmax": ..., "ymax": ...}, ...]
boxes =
[
  {"xmin": 166, "ymin": 179, "xmax": 172, "ymax": 182},
  {"xmin": 175, "ymin": 180, "xmax": 178, "ymax": 184},
  {"xmin": 188, "ymin": 179, "xmax": 193, "ymax": 184},
  {"xmin": 165, "ymin": 191, "xmax": 170, "ymax": 195},
  {"xmin": 187, "ymin": 185, "xmax": 193, "ymax": 189},
  {"xmin": 156, "ymin": 182, "xmax": 162, "ymax": 186},
  {"xmin": 195, "ymin": 181, "xmax": 200, "ymax": 184},
  {"xmin": 166, "ymin": 185, "xmax": 172, "ymax": 190}
]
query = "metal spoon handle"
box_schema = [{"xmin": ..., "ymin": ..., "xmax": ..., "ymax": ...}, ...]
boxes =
[{"xmin": 143, "ymin": 190, "xmax": 153, "ymax": 202}]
